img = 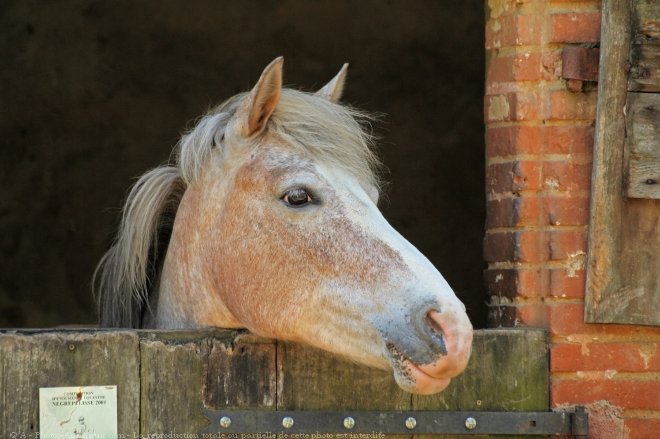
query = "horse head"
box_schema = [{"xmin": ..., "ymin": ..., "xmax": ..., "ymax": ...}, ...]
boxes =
[{"xmin": 97, "ymin": 57, "xmax": 473, "ymax": 394}]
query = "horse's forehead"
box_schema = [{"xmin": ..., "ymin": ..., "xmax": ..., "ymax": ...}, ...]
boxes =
[
  {"xmin": 258, "ymin": 147, "xmax": 316, "ymax": 173},
  {"xmin": 231, "ymin": 145, "xmax": 317, "ymax": 188}
]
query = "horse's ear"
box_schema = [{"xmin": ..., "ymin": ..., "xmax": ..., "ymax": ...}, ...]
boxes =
[
  {"xmin": 239, "ymin": 57, "xmax": 283, "ymax": 137},
  {"xmin": 315, "ymin": 63, "xmax": 348, "ymax": 103}
]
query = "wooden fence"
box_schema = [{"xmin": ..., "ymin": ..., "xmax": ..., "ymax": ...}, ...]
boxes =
[{"xmin": 0, "ymin": 328, "xmax": 549, "ymax": 437}]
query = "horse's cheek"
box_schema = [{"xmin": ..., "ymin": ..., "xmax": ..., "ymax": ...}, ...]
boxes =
[{"xmin": 212, "ymin": 200, "xmax": 309, "ymax": 337}]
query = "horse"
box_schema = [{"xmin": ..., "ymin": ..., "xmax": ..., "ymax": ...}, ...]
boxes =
[{"xmin": 94, "ymin": 57, "xmax": 473, "ymax": 395}]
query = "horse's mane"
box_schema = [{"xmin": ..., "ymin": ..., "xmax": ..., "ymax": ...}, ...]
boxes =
[{"xmin": 94, "ymin": 88, "xmax": 382, "ymax": 328}]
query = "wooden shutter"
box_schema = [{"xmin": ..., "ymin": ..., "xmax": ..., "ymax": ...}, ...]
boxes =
[{"xmin": 585, "ymin": 0, "xmax": 660, "ymax": 325}]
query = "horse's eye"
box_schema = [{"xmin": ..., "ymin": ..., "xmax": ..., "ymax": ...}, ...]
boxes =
[{"xmin": 282, "ymin": 188, "xmax": 312, "ymax": 207}]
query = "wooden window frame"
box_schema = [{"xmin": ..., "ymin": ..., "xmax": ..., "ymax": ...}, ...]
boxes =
[{"xmin": 585, "ymin": 0, "xmax": 660, "ymax": 326}]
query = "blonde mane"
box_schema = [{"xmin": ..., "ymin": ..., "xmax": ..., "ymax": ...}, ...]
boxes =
[{"xmin": 94, "ymin": 88, "xmax": 382, "ymax": 327}]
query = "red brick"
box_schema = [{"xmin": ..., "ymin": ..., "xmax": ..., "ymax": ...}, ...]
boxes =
[
  {"xmin": 542, "ymin": 49, "xmax": 563, "ymax": 80},
  {"xmin": 550, "ymin": 12, "xmax": 602, "ymax": 43},
  {"xmin": 542, "ymin": 161, "xmax": 592, "ymax": 192},
  {"xmin": 485, "ymin": 92, "xmax": 541, "ymax": 122},
  {"xmin": 548, "ymin": 303, "xmax": 660, "ymax": 336},
  {"xmin": 547, "ymin": 90, "xmax": 597, "ymax": 121},
  {"xmin": 485, "ymin": 268, "xmax": 543, "ymax": 298},
  {"xmin": 552, "ymin": 379, "xmax": 660, "ymax": 410},
  {"xmin": 512, "ymin": 92, "xmax": 541, "ymax": 121},
  {"xmin": 487, "ymin": 161, "xmax": 542, "ymax": 194},
  {"xmin": 486, "ymin": 14, "xmax": 543, "ymax": 49},
  {"xmin": 487, "ymin": 196, "xmax": 540, "ymax": 228},
  {"xmin": 487, "ymin": 52, "xmax": 543, "ymax": 83},
  {"xmin": 518, "ymin": 231, "xmax": 548, "ymax": 263},
  {"xmin": 486, "ymin": 126, "xmax": 542, "ymax": 157},
  {"xmin": 547, "ymin": 229, "xmax": 588, "ymax": 260},
  {"xmin": 543, "ymin": 126, "xmax": 594, "ymax": 154},
  {"xmin": 543, "ymin": 196, "xmax": 590, "ymax": 226},
  {"xmin": 624, "ymin": 418, "xmax": 660, "ymax": 439},
  {"xmin": 549, "ymin": 268, "xmax": 585, "ymax": 298},
  {"xmin": 551, "ymin": 342, "xmax": 660, "ymax": 373},
  {"xmin": 484, "ymin": 230, "xmax": 547, "ymax": 263},
  {"xmin": 517, "ymin": 302, "xmax": 549, "ymax": 327}
]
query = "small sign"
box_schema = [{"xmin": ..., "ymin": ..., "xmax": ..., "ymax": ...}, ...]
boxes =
[{"xmin": 39, "ymin": 385, "xmax": 117, "ymax": 439}]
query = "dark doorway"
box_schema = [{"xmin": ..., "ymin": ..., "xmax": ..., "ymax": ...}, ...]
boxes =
[{"xmin": 0, "ymin": 1, "xmax": 485, "ymax": 327}]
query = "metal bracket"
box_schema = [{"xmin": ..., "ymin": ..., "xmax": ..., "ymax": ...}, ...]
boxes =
[{"xmin": 201, "ymin": 408, "xmax": 588, "ymax": 436}]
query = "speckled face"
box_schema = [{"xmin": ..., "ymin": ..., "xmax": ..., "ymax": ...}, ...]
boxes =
[
  {"xmin": 178, "ymin": 131, "xmax": 473, "ymax": 395},
  {"xmin": 157, "ymin": 58, "xmax": 473, "ymax": 395}
]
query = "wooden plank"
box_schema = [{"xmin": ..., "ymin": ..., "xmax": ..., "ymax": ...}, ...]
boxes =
[
  {"xmin": 1, "ymin": 329, "xmax": 551, "ymax": 437},
  {"xmin": 413, "ymin": 329, "xmax": 548, "ymax": 412},
  {"xmin": 277, "ymin": 340, "xmax": 411, "ymax": 439},
  {"xmin": 204, "ymin": 333, "xmax": 277, "ymax": 409},
  {"xmin": 632, "ymin": 0, "xmax": 660, "ymax": 42},
  {"xmin": 139, "ymin": 332, "xmax": 210, "ymax": 434},
  {"xmin": 625, "ymin": 93, "xmax": 660, "ymax": 198},
  {"xmin": 277, "ymin": 329, "xmax": 548, "ymax": 438},
  {"xmin": 413, "ymin": 329, "xmax": 548, "ymax": 439},
  {"xmin": 629, "ymin": 43, "xmax": 660, "ymax": 92},
  {"xmin": 138, "ymin": 329, "xmax": 277, "ymax": 435},
  {"xmin": 0, "ymin": 330, "xmax": 140, "ymax": 438},
  {"xmin": 626, "ymin": 159, "xmax": 660, "ymax": 198},
  {"xmin": 629, "ymin": 0, "xmax": 660, "ymax": 92},
  {"xmin": 625, "ymin": 93, "xmax": 660, "ymax": 159},
  {"xmin": 277, "ymin": 341, "xmax": 411, "ymax": 411},
  {"xmin": 585, "ymin": 0, "xmax": 633, "ymax": 323},
  {"xmin": 613, "ymin": 196, "xmax": 660, "ymax": 324}
]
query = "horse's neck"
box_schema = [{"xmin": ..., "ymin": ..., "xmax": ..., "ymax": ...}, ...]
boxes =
[{"xmin": 152, "ymin": 186, "xmax": 242, "ymax": 330}]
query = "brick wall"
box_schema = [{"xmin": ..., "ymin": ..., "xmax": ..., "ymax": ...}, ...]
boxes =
[{"xmin": 484, "ymin": 1, "xmax": 660, "ymax": 438}]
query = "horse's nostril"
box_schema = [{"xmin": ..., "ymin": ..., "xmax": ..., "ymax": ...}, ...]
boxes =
[
  {"xmin": 423, "ymin": 309, "xmax": 447, "ymax": 356},
  {"xmin": 425, "ymin": 310, "xmax": 444, "ymax": 337}
]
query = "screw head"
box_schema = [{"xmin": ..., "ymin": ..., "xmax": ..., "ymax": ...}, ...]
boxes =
[
  {"xmin": 465, "ymin": 416, "xmax": 477, "ymax": 430},
  {"xmin": 343, "ymin": 416, "xmax": 355, "ymax": 429},
  {"xmin": 282, "ymin": 416, "xmax": 295, "ymax": 429},
  {"xmin": 219, "ymin": 416, "xmax": 231, "ymax": 429},
  {"xmin": 405, "ymin": 416, "xmax": 417, "ymax": 430}
]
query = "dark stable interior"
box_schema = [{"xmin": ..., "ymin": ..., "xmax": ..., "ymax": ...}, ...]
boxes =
[{"xmin": 0, "ymin": 1, "xmax": 485, "ymax": 328}]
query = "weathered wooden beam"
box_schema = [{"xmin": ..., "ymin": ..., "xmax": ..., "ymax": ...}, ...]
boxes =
[
  {"xmin": 625, "ymin": 93, "xmax": 660, "ymax": 198},
  {"xmin": 587, "ymin": 0, "xmax": 660, "ymax": 325},
  {"xmin": 0, "ymin": 328, "xmax": 550, "ymax": 437},
  {"xmin": 585, "ymin": 0, "xmax": 633, "ymax": 323}
]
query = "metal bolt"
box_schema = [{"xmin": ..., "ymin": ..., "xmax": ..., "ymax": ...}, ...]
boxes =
[
  {"xmin": 465, "ymin": 417, "xmax": 477, "ymax": 430},
  {"xmin": 282, "ymin": 416, "xmax": 295, "ymax": 429},
  {"xmin": 405, "ymin": 417, "xmax": 417, "ymax": 430},
  {"xmin": 219, "ymin": 416, "xmax": 231, "ymax": 429},
  {"xmin": 343, "ymin": 416, "xmax": 355, "ymax": 429},
  {"xmin": 68, "ymin": 344, "xmax": 75, "ymax": 351}
]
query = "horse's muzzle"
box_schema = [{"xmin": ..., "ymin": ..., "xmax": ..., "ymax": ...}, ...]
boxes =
[{"xmin": 382, "ymin": 304, "xmax": 473, "ymax": 394}]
